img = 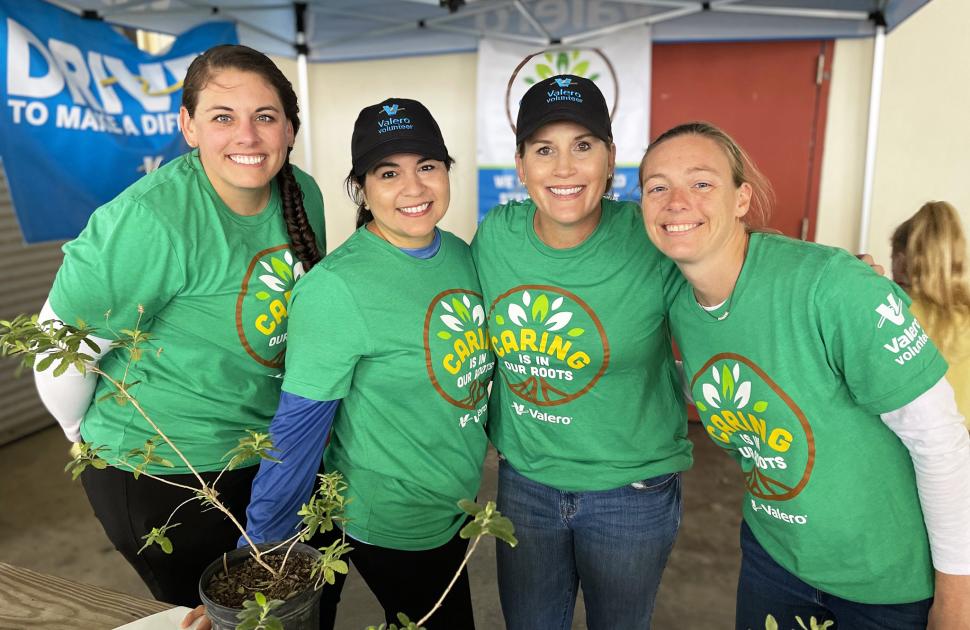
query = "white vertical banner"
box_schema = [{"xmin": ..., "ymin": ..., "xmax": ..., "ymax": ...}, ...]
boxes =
[{"xmin": 476, "ymin": 27, "xmax": 651, "ymax": 220}]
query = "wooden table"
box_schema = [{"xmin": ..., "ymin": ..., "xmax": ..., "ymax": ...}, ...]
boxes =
[{"xmin": 0, "ymin": 562, "xmax": 174, "ymax": 629}]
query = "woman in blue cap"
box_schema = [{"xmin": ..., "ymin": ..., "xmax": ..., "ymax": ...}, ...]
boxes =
[
  {"xmin": 241, "ymin": 98, "xmax": 495, "ymax": 629},
  {"xmin": 472, "ymin": 75, "xmax": 686, "ymax": 629}
]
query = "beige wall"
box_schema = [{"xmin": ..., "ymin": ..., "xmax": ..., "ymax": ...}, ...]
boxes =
[
  {"xmin": 276, "ymin": 54, "xmax": 480, "ymax": 250},
  {"xmin": 864, "ymin": 0, "xmax": 970, "ymax": 266},
  {"xmin": 278, "ymin": 0, "xmax": 970, "ymax": 261}
]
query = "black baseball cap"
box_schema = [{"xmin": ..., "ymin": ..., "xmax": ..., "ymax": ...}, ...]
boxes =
[
  {"xmin": 351, "ymin": 98, "xmax": 449, "ymax": 176},
  {"xmin": 515, "ymin": 75, "xmax": 612, "ymax": 145}
]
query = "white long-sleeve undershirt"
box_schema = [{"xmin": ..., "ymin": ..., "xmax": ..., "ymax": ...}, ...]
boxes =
[
  {"xmin": 676, "ymin": 361, "xmax": 970, "ymax": 574},
  {"xmin": 33, "ymin": 299, "xmax": 111, "ymax": 442}
]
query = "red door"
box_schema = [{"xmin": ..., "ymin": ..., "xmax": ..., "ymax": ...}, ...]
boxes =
[{"xmin": 651, "ymin": 40, "xmax": 833, "ymax": 241}]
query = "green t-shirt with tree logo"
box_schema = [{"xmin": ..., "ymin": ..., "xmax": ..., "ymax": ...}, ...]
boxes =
[
  {"xmin": 49, "ymin": 150, "xmax": 325, "ymax": 474},
  {"xmin": 471, "ymin": 198, "xmax": 691, "ymax": 491},
  {"xmin": 672, "ymin": 232, "xmax": 948, "ymax": 604},
  {"xmin": 282, "ymin": 227, "xmax": 494, "ymax": 551}
]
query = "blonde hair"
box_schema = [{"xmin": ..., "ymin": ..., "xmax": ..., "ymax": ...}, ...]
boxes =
[
  {"xmin": 640, "ymin": 121, "xmax": 774, "ymax": 229},
  {"xmin": 891, "ymin": 201, "xmax": 970, "ymax": 346}
]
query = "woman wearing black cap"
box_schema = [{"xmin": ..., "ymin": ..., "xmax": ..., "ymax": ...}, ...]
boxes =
[
  {"xmin": 241, "ymin": 98, "xmax": 495, "ymax": 629},
  {"xmin": 471, "ymin": 75, "xmax": 687, "ymax": 628}
]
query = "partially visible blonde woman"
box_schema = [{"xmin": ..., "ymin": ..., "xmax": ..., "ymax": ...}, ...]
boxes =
[{"xmin": 892, "ymin": 201, "xmax": 970, "ymax": 429}]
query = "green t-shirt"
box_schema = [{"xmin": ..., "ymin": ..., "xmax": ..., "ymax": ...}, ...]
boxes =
[
  {"xmin": 283, "ymin": 227, "xmax": 494, "ymax": 550},
  {"xmin": 49, "ymin": 150, "xmax": 325, "ymax": 474},
  {"xmin": 471, "ymin": 198, "xmax": 690, "ymax": 491},
  {"xmin": 671, "ymin": 233, "xmax": 948, "ymax": 604}
]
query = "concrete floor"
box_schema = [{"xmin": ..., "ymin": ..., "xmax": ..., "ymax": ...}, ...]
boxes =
[{"xmin": 0, "ymin": 422, "xmax": 743, "ymax": 629}]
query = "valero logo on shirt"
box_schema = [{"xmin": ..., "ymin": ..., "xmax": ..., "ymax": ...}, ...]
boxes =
[
  {"xmin": 424, "ymin": 289, "xmax": 495, "ymax": 411},
  {"xmin": 235, "ymin": 245, "xmax": 305, "ymax": 368},
  {"xmin": 692, "ymin": 354, "xmax": 815, "ymax": 505},
  {"xmin": 489, "ymin": 285, "xmax": 608, "ymax": 406}
]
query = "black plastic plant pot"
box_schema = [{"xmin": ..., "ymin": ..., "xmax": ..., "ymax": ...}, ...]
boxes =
[{"xmin": 198, "ymin": 542, "xmax": 323, "ymax": 630}]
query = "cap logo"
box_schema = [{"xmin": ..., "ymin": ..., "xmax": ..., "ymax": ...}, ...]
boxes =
[
  {"xmin": 382, "ymin": 104, "xmax": 402, "ymax": 116},
  {"xmin": 553, "ymin": 77, "xmax": 573, "ymax": 88}
]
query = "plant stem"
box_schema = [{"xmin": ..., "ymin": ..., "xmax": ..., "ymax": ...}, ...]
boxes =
[{"xmin": 416, "ymin": 535, "xmax": 481, "ymax": 627}]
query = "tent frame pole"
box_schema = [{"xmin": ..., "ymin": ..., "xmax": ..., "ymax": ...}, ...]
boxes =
[
  {"xmin": 294, "ymin": 2, "xmax": 313, "ymax": 173},
  {"xmin": 858, "ymin": 22, "xmax": 886, "ymax": 253}
]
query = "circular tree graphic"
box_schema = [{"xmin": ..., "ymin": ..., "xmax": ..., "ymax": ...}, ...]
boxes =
[
  {"xmin": 489, "ymin": 285, "xmax": 608, "ymax": 407},
  {"xmin": 235, "ymin": 245, "xmax": 305, "ymax": 368},
  {"xmin": 424, "ymin": 289, "xmax": 492, "ymax": 410},
  {"xmin": 691, "ymin": 354, "xmax": 816, "ymax": 501}
]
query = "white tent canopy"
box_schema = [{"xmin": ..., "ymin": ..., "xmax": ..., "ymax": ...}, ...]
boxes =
[{"xmin": 47, "ymin": 0, "xmax": 933, "ymax": 249}]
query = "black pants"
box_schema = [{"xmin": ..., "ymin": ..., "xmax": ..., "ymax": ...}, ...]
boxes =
[
  {"xmin": 81, "ymin": 463, "xmax": 257, "ymax": 607},
  {"xmin": 312, "ymin": 525, "xmax": 476, "ymax": 630}
]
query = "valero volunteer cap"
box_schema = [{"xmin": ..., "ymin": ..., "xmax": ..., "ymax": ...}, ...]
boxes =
[
  {"xmin": 515, "ymin": 74, "xmax": 612, "ymax": 145},
  {"xmin": 351, "ymin": 98, "xmax": 449, "ymax": 176}
]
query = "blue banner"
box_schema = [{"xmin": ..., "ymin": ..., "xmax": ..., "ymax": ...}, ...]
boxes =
[{"xmin": 0, "ymin": 1, "xmax": 237, "ymax": 242}]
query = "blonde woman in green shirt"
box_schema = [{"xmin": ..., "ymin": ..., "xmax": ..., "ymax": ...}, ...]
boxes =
[{"xmin": 640, "ymin": 121, "xmax": 970, "ymax": 629}]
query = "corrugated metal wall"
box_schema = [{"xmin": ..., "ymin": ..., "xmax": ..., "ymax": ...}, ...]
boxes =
[{"xmin": 0, "ymin": 162, "xmax": 65, "ymax": 445}]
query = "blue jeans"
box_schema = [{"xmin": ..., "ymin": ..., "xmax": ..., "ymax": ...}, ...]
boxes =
[
  {"xmin": 496, "ymin": 459, "xmax": 682, "ymax": 630},
  {"xmin": 735, "ymin": 521, "xmax": 932, "ymax": 630}
]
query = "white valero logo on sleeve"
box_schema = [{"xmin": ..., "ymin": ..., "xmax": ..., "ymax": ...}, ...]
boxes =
[{"xmin": 875, "ymin": 294, "xmax": 905, "ymax": 328}]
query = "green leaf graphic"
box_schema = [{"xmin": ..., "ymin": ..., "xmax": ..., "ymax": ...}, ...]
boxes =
[
  {"xmin": 436, "ymin": 331, "xmax": 452, "ymax": 340},
  {"xmin": 753, "ymin": 401, "xmax": 768, "ymax": 413},
  {"xmin": 721, "ymin": 365, "xmax": 735, "ymax": 400},
  {"xmin": 452, "ymin": 298, "xmax": 471, "ymax": 322},
  {"xmin": 255, "ymin": 291, "xmax": 270, "ymax": 301},
  {"xmin": 536, "ymin": 64, "xmax": 553, "ymax": 79},
  {"xmin": 571, "ymin": 50, "xmax": 580, "ymax": 60},
  {"xmin": 531, "ymin": 294, "xmax": 549, "ymax": 322},
  {"xmin": 524, "ymin": 77, "xmax": 535, "ymax": 85},
  {"xmin": 545, "ymin": 52, "xmax": 554, "ymax": 63},
  {"xmin": 695, "ymin": 401, "xmax": 708, "ymax": 412},
  {"xmin": 573, "ymin": 61, "xmax": 589, "ymax": 77},
  {"xmin": 589, "ymin": 72, "xmax": 600, "ymax": 81},
  {"xmin": 496, "ymin": 315, "xmax": 505, "ymax": 326},
  {"xmin": 557, "ymin": 52, "xmax": 569, "ymax": 73},
  {"xmin": 270, "ymin": 256, "xmax": 292, "ymax": 282},
  {"xmin": 566, "ymin": 327, "xmax": 584, "ymax": 337}
]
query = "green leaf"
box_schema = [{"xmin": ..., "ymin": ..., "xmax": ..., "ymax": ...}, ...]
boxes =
[
  {"xmin": 35, "ymin": 354, "xmax": 55, "ymax": 372},
  {"xmin": 436, "ymin": 331, "xmax": 452, "ymax": 340},
  {"xmin": 544, "ymin": 52, "xmax": 554, "ymax": 63},
  {"xmin": 495, "ymin": 315, "xmax": 505, "ymax": 326},
  {"xmin": 159, "ymin": 536, "xmax": 173, "ymax": 554},
  {"xmin": 460, "ymin": 521, "xmax": 485, "ymax": 538},
  {"xmin": 484, "ymin": 515, "xmax": 518, "ymax": 547},
  {"xmin": 53, "ymin": 360, "xmax": 70, "ymax": 377},
  {"xmin": 451, "ymin": 298, "xmax": 471, "ymax": 322},
  {"xmin": 255, "ymin": 592, "xmax": 267, "ymax": 607},
  {"xmin": 695, "ymin": 401, "xmax": 708, "ymax": 412},
  {"xmin": 566, "ymin": 327, "xmax": 584, "ymax": 337},
  {"xmin": 536, "ymin": 63, "xmax": 553, "ymax": 79},
  {"xmin": 270, "ymin": 256, "xmax": 293, "ymax": 282},
  {"xmin": 255, "ymin": 291, "xmax": 271, "ymax": 300},
  {"xmin": 572, "ymin": 60, "xmax": 589, "ymax": 77},
  {"xmin": 531, "ymin": 294, "xmax": 549, "ymax": 322},
  {"xmin": 571, "ymin": 50, "xmax": 580, "ymax": 60},
  {"xmin": 589, "ymin": 72, "xmax": 600, "ymax": 81},
  {"xmin": 765, "ymin": 615, "xmax": 778, "ymax": 630},
  {"xmin": 524, "ymin": 77, "xmax": 535, "ymax": 85},
  {"xmin": 721, "ymin": 365, "xmax": 735, "ymax": 400},
  {"xmin": 457, "ymin": 499, "xmax": 481, "ymax": 516},
  {"xmin": 753, "ymin": 401, "xmax": 768, "ymax": 413},
  {"xmin": 556, "ymin": 52, "xmax": 569, "ymax": 73}
]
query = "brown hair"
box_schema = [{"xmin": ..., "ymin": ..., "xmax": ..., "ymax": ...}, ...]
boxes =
[
  {"xmin": 182, "ymin": 45, "xmax": 322, "ymax": 271},
  {"xmin": 891, "ymin": 201, "xmax": 970, "ymax": 346},
  {"xmin": 639, "ymin": 121, "xmax": 773, "ymax": 229},
  {"xmin": 343, "ymin": 156, "xmax": 456, "ymax": 229}
]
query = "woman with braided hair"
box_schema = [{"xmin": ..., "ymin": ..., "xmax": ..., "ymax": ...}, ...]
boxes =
[{"xmin": 33, "ymin": 44, "xmax": 325, "ymax": 607}]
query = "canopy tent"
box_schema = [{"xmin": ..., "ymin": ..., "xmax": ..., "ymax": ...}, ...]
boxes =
[{"xmin": 45, "ymin": 0, "xmax": 934, "ymax": 249}]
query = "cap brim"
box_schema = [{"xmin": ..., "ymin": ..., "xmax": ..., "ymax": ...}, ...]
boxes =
[
  {"xmin": 354, "ymin": 139, "xmax": 449, "ymax": 176},
  {"xmin": 516, "ymin": 109, "xmax": 612, "ymax": 145}
]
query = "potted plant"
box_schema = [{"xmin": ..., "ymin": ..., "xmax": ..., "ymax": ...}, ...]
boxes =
[{"xmin": 1, "ymin": 311, "xmax": 516, "ymax": 630}]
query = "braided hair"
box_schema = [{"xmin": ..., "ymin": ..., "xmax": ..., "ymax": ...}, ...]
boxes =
[{"xmin": 182, "ymin": 45, "xmax": 323, "ymax": 270}]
